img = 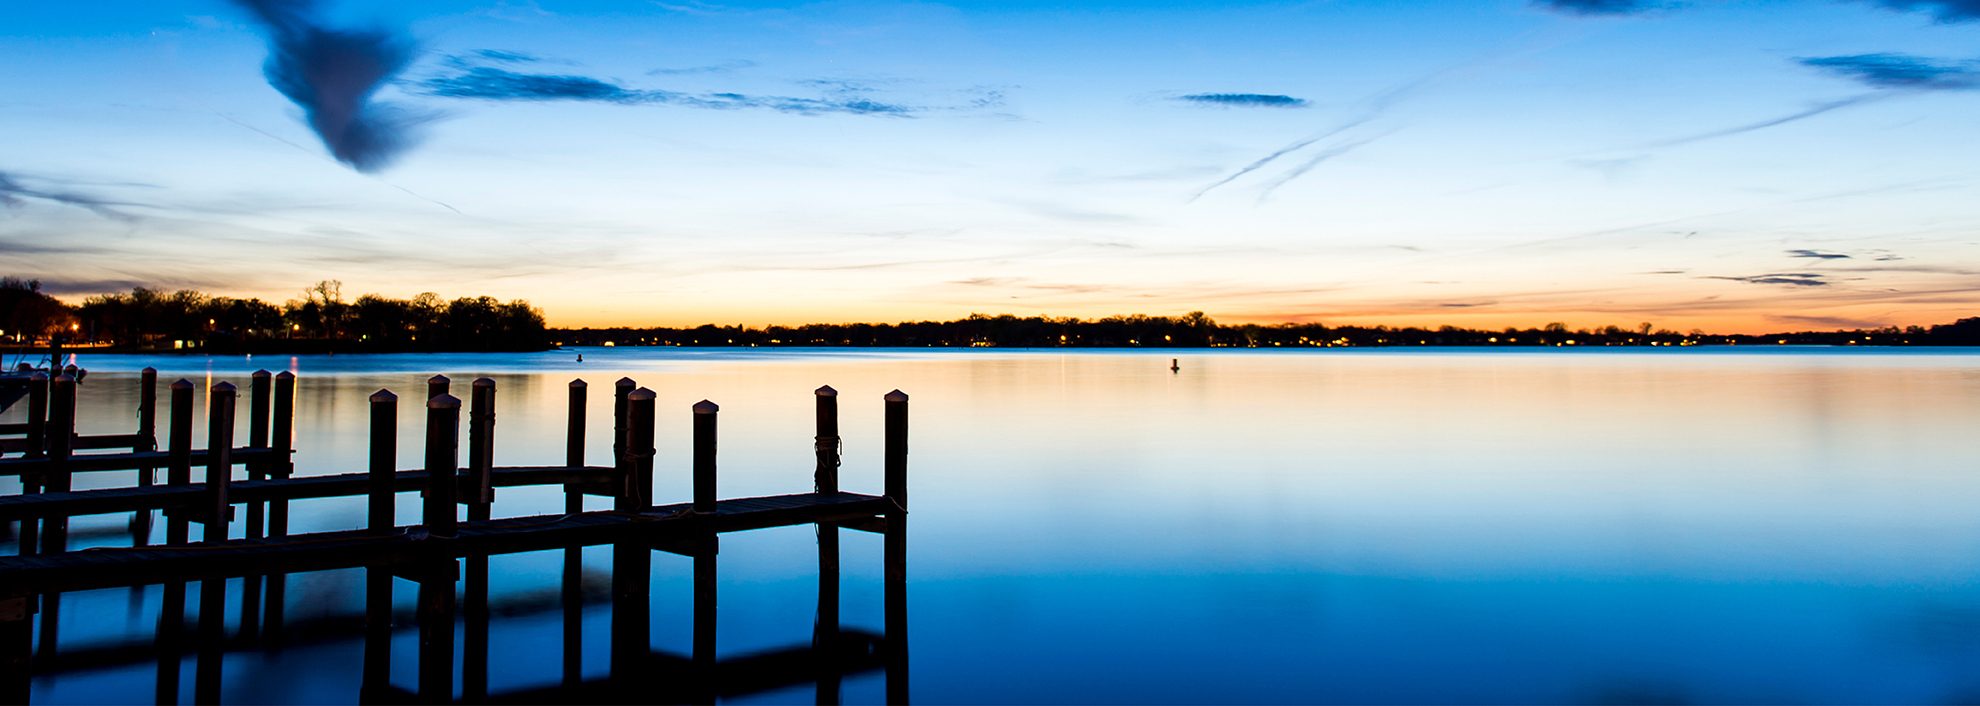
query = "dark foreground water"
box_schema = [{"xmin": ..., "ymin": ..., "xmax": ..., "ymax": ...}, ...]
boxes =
[{"xmin": 9, "ymin": 347, "xmax": 1980, "ymax": 704}]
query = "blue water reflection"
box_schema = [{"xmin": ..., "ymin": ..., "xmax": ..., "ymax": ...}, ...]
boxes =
[{"xmin": 12, "ymin": 347, "xmax": 1980, "ymax": 703}]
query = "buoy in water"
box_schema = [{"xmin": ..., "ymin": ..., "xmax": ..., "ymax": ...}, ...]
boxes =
[
  {"xmin": 1170, "ymin": 358, "xmax": 1179, "ymax": 373},
  {"xmin": 577, "ymin": 353, "xmax": 584, "ymax": 362}
]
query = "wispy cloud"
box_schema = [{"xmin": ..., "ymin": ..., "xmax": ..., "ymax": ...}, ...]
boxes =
[
  {"xmin": 1646, "ymin": 93, "xmax": 1888, "ymax": 148},
  {"xmin": 1767, "ymin": 313, "xmax": 1888, "ymax": 329},
  {"xmin": 648, "ymin": 59, "xmax": 757, "ymax": 76},
  {"xmin": 0, "ymin": 170, "xmax": 140, "ymax": 221},
  {"xmin": 1705, "ymin": 273, "xmax": 1832, "ymax": 287},
  {"xmin": 420, "ymin": 66, "xmax": 916, "ymax": 115},
  {"xmin": 1787, "ymin": 249, "xmax": 1853, "ymax": 259},
  {"xmin": 230, "ymin": 0, "xmax": 427, "ymax": 172},
  {"xmin": 1799, "ymin": 53, "xmax": 1980, "ymax": 90},
  {"xmin": 1532, "ymin": 0, "xmax": 1659, "ymax": 16},
  {"xmin": 1175, "ymin": 93, "xmax": 1310, "ymax": 108},
  {"xmin": 1255, "ymin": 133, "xmax": 1387, "ymax": 201},
  {"xmin": 1868, "ymin": 0, "xmax": 1980, "ymax": 22}
]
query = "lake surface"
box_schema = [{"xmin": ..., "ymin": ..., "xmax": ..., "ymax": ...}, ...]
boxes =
[{"xmin": 10, "ymin": 347, "xmax": 1980, "ymax": 704}]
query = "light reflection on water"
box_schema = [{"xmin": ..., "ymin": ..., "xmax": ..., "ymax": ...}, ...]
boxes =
[{"xmin": 12, "ymin": 347, "xmax": 1980, "ymax": 703}]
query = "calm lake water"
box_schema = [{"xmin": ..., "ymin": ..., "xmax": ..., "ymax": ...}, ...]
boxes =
[{"xmin": 10, "ymin": 347, "xmax": 1980, "ymax": 704}]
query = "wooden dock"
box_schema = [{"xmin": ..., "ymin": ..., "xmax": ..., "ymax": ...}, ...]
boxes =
[{"xmin": 0, "ymin": 372, "xmax": 910, "ymax": 705}]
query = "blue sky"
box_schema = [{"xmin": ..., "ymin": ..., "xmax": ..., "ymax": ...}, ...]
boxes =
[{"xmin": 4, "ymin": 0, "xmax": 1980, "ymax": 331}]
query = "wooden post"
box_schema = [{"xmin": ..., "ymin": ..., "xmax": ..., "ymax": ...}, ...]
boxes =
[
  {"xmin": 815, "ymin": 385, "xmax": 839, "ymax": 494},
  {"xmin": 621, "ymin": 389, "xmax": 656, "ymax": 511},
  {"xmin": 692, "ymin": 400, "xmax": 717, "ymax": 514},
  {"xmin": 42, "ymin": 374, "xmax": 76, "ymax": 556},
  {"xmin": 156, "ymin": 380, "xmax": 195, "ymax": 704},
  {"xmin": 265, "ymin": 371, "xmax": 295, "ymax": 644},
  {"xmin": 563, "ymin": 380, "xmax": 585, "ymax": 688},
  {"xmin": 613, "ymin": 377, "xmax": 634, "ymax": 497},
  {"xmin": 884, "ymin": 390, "xmax": 909, "ymax": 511},
  {"xmin": 240, "ymin": 371, "xmax": 270, "ymax": 638},
  {"xmin": 424, "ymin": 394, "xmax": 461, "ymax": 537},
  {"xmin": 131, "ymin": 367, "xmax": 158, "ymax": 546},
  {"xmin": 368, "ymin": 390, "xmax": 398, "ymax": 533},
  {"xmin": 467, "ymin": 377, "xmax": 496, "ymax": 511},
  {"xmin": 883, "ymin": 391, "xmax": 910, "ymax": 704},
  {"xmin": 464, "ymin": 377, "xmax": 495, "ymax": 703},
  {"xmin": 15, "ymin": 373, "xmax": 46, "ymax": 557},
  {"xmin": 203, "ymin": 382, "xmax": 236, "ymax": 543},
  {"xmin": 247, "ymin": 370, "xmax": 271, "ymax": 535},
  {"xmin": 166, "ymin": 381, "xmax": 194, "ymax": 541},
  {"xmin": 427, "ymin": 374, "xmax": 449, "ymax": 401},
  {"xmin": 24, "ymin": 372, "xmax": 47, "ymax": 458}
]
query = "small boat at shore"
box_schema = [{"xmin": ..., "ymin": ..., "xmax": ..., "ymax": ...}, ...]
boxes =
[{"xmin": 0, "ymin": 353, "xmax": 85, "ymax": 414}]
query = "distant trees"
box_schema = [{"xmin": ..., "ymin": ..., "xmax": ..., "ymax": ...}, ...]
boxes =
[
  {"xmin": 0, "ymin": 277, "xmax": 73, "ymax": 342},
  {"xmin": 555, "ymin": 312, "xmax": 1980, "ymax": 348},
  {"xmin": 11, "ymin": 279, "xmax": 549, "ymax": 352}
]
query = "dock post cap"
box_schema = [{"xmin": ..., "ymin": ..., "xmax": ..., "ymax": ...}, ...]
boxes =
[
  {"xmin": 29, "ymin": 371, "xmax": 47, "ymax": 382},
  {"xmin": 815, "ymin": 385, "xmax": 838, "ymax": 397},
  {"xmin": 615, "ymin": 377, "xmax": 637, "ymax": 388},
  {"xmin": 884, "ymin": 390, "xmax": 909, "ymax": 402},
  {"xmin": 569, "ymin": 378, "xmax": 587, "ymax": 388},
  {"xmin": 472, "ymin": 377, "xmax": 496, "ymax": 388},
  {"xmin": 628, "ymin": 387, "xmax": 657, "ymax": 402},
  {"xmin": 370, "ymin": 389, "xmax": 398, "ymax": 403},
  {"xmin": 276, "ymin": 370, "xmax": 296, "ymax": 380},
  {"xmin": 252, "ymin": 369, "xmax": 272, "ymax": 378},
  {"xmin": 141, "ymin": 366, "xmax": 157, "ymax": 374},
  {"xmin": 211, "ymin": 381, "xmax": 237, "ymax": 393},
  {"xmin": 427, "ymin": 374, "xmax": 450, "ymax": 384},
  {"xmin": 54, "ymin": 372, "xmax": 76, "ymax": 384},
  {"xmin": 170, "ymin": 378, "xmax": 193, "ymax": 389},
  {"xmin": 692, "ymin": 399, "xmax": 719, "ymax": 414},
  {"xmin": 428, "ymin": 393, "xmax": 462, "ymax": 409}
]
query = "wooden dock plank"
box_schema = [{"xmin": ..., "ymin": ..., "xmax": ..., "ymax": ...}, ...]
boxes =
[
  {"xmin": 0, "ymin": 492, "xmax": 894, "ymax": 593},
  {"xmin": 0, "ymin": 466, "xmax": 617, "ymax": 521}
]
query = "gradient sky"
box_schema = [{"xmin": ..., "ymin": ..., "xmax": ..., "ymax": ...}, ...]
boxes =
[{"xmin": 4, "ymin": 0, "xmax": 1980, "ymax": 332}]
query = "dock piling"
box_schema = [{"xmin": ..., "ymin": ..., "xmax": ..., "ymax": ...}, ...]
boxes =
[
  {"xmin": 815, "ymin": 386, "xmax": 839, "ymax": 494},
  {"xmin": 424, "ymin": 394, "xmax": 461, "ymax": 538},
  {"xmin": 368, "ymin": 390, "xmax": 398, "ymax": 533},
  {"xmin": 693, "ymin": 400, "xmax": 718, "ymax": 514},
  {"xmin": 622, "ymin": 389, "xmax": 656, "ymax": 512},
  {"xmin": 203, "ymin": 382, "xmax": 235, "ymax": 542},
  {"xmin": 884, "ymin": 390, "xmax": 909, "ymax": 511}
]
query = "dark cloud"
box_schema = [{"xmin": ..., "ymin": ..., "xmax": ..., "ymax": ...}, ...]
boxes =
[
  {"xmin": 1532, "ymin": 0, "xmax": 1657, "ymax": 15},
  {"xmin": 1800, "ymin": 53, "xmax": 1980, "ymax": 90},
  {"xmin": 1869, "ymin": 0, "xmax": 1980, "ymax": 22},
  {"xmin": 648, "ymin": 59, "xmax": 757, "ymax": 76},
  {"xmin": 1787, "ymin": 249, "xmax": 1852, "ymax": 259},
  {"xmin": 0, "ymin": 171, "xmax": 139, "ymax": 221},
  {"xmin": 231, "ymin": 0, "xmax": 426, "ymax": 172},
  {"xmin": 1176, "ymin": 93, "xmax": 1310, "ymax": 108},
  {"xmin": 420, "ymin": 66, "xmax": 916, "ymax": 115},
  {"xmin": 1705, "ymin": 273, "xmax": 1831, "ymax": 287}
]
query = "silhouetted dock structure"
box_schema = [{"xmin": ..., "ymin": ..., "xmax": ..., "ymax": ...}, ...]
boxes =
[{"xmin": 0, "ymin": 371, "xmax": 909, "ymax": 704}]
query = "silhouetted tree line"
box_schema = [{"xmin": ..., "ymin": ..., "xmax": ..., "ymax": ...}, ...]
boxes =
[
  {"xmin": 3, "ymin": 279, "xmax": 549, "ymax": 352},
  {"xmin": 555, "ymin": 312, "xmax": 1980, "ymax": 348}
]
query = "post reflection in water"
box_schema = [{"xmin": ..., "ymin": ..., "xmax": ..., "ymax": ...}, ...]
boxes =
[{"xmin": 53, "ymin": 512, "xmax": 906, "ymax": 705}]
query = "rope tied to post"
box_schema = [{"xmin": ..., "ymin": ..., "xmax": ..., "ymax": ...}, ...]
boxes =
[{"xmin": 813, "ymin": 435, "xmax": 842, "ymax": 467}]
